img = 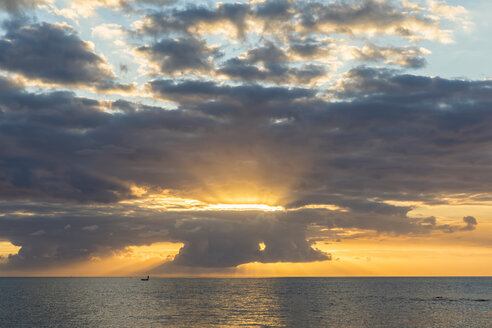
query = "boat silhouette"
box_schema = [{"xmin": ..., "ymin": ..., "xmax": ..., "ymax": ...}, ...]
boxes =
[{"xmin": 141, "ymin": 275, "xmax": 149, "ymax": 281}]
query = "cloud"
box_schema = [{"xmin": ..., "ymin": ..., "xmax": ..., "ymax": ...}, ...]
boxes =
[
  {"xmin": 147, "ymin": 79, "xmax": 314, "ymax": 105},
  {"xmin": 287, "ymin": 36, "xmax": 335, "ymax": 60},
  {"xmin": 137, "ymin": 37, "xmax": 221, "ymax": 75},
  {"xmin": 351, "ymin": 44, "xmax": 429, "ymax": 68},
  {"xmin": 0, "ymin": 64, "xmax": 488, "ymax": 270},
  {"xmin": 0, "ymin": 0, "xmax": 47, "ymax": 14},
  {"xmin": 91, "ymin": 23, "xmax": 125, "ymax": 44},
  {"xmin": 169, "ymin": 213, "xmax": 329, "ymax": 268},
  {"xmin": 129, "ymin": 0, "xmax": 460, "ymax": 87},
  {"xmin": 139, "ymin": 2, "xmax": 251, "ymax": 38},
  {"xmin": 82, "ymin": 225, "xmax": 99, "ymax": 231},
  {"xmin": 2, "ymin": 68, "xmax": 492, "ymax": 207},
  {"xmin": 296, "ymin": 0, "xmax": 452, "ymax": 43},
  {"xmin": 217, "ymin": 42, "xmax": 327, "ymax": 84},
  {"xmin": 218, "ymin": 59, "xmax": 326, "ymax": 84},
  {"xmin": 51, "ymin": 0, "xmax": 175, "ymax": 19},
  {"xmin": 0, "ymin": 21, "xmax": 131, "ymax": 91},
  {"xmin": 0, "ymin": 208, "xmax": 329, "ymax": 269},
  {"xmin": 0, "ymin": 0, "xmax": 488, "ymax": 272},
  {"xmin": 427, "ymin": 0, "xmax": 473, "ymax": 32},
  {"xmin": 137, "ymin": 0, "xmax": 454, "ymax": 43},
  {"xmin": 0, "ymin": 76, "xmax": 132, "ymax": 202},
  {"xmin": 2, "ymin": 201, "xmax": 474, "ymax": 270},
  {"xmin": 461, "ymin": 216, "xmax": 478, "ymax": 231},
  {"xmin": 0, "ymin": 200, "xmax": 478, "ymax": 270},
  {"xmin": 337, "ymin": 66, "xmax": 492, "ymax": 102}
]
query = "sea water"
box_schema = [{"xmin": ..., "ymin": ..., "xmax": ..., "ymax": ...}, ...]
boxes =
[{"xmin": 0, "ymin": 277, "xmax": 490, "ymax": 327}]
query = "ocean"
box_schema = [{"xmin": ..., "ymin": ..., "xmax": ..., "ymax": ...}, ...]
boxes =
[{"xmin": 0, "ymin": 277, "xmax": 490, "ymax": 327}]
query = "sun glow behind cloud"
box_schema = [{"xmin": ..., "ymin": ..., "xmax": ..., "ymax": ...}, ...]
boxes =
[
  {"xmin": 0, "ymin": 242, "xmax": 20, "ymax": 260},
  {"xmin": 206, "ymin": 204, "xmax": 284, "ymax": 211},
  {"xmin": 123, "ymin": 188, "xmax": 284, "ymax": 211}
]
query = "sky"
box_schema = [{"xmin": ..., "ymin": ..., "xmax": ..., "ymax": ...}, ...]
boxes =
[{"xmin": 0, "ymin": 0, "xmax": 491, "ymax": 277}]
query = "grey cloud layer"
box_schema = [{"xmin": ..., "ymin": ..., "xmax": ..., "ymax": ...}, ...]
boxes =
[
  {"xmin": 139, "ymin": 0, "xmax": 434, "ymax": 38},
  {"xmin": 0, "ymin": 65, "xmax": 489, "ymax": 268},
  {"xmin": 2, "ymin": 67, "xmax": 491, "ymax": 205},
  {"xmin": 0, "ymin": 1, "xmax": 485, "ymax": 271},
  {"xmin": 138, "ymin": 37, "xmax": 221, "ymax": 75},
  {"xmin": 0, "ymin": 201, "xmax": 476, "ymax": 270},
  {"xmin": 218, "ymin": 42, "xmax": 327, "ymax": 84},
  {"xmin": 134, "ymin": 0, "xmax": 445, "ymax": 83},
  {"xmin": 0, "ymin": 21, "xmax": 131, "ymax": 90},
  {"xmin": 0, "ymin": 206, "xmax": 329, "ymax": 269}
]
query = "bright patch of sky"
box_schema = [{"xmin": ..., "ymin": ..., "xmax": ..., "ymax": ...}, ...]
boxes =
[{"xmin": 420, "ymin": 0, "xmax": 492, "ymax": 79}]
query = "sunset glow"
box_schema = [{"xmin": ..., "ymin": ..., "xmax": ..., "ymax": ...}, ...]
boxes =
[
  {"xmin": 0, "ymin": 241, "xmax": 21, "ymax": 259},
  {"xmin": 0, "ymin": 0, "xmax": 491, "ymax": 278}
]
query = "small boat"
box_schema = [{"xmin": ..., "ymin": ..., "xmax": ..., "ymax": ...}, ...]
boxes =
[{"xmin": 141, "ymin": 275, "xmax": 149, "ymax": 281}]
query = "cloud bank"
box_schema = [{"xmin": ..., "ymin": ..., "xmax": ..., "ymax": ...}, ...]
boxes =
[{"xmin": 0, "ymin": 0, "xmax": 485, "ymax": 272}]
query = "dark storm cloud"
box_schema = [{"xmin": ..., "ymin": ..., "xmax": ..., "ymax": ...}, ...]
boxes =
[
  {"xmin": 0, "ymin": 21, "xmax": 131, "ymax": 91},
  {"xmin": 0, "ymin": 212, "xmax": 166, "ymax": 269},
  {"xmin": 0, "ymin": 201, "xmax": 479, "ymax": 270},
  {"xmin": 0, "ymin": 76, "xmax": 130, "ymax": 202},
  {"xmin": 3, "ymin": 68, "xmax": 492, "ymax": 205},
  {"xmin": 0, "ymin": 84, "xmax": 228, "ymax": 202},
  {"xmin": 1, "ymin": 65, "xmax": 490, "ymax": 269},
  {"xmin": 278, "ymin": 67, "xmax": 492, "ymax": 206},
  {"xmin": 137, "ymin": 37, "xmax": 221, "ymax": 75},
  {"xmin": 0, "ymin": 208, "xmax": 329, "ymax": 270},
  {"xmin": 169, "ymin": 212, "xmax": 328, "ymax": 268}
]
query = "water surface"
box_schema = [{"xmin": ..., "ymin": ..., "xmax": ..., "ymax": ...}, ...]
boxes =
[{"xmin": 0, "ymin": 277, "xmax": 490, "ymax": 327}]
